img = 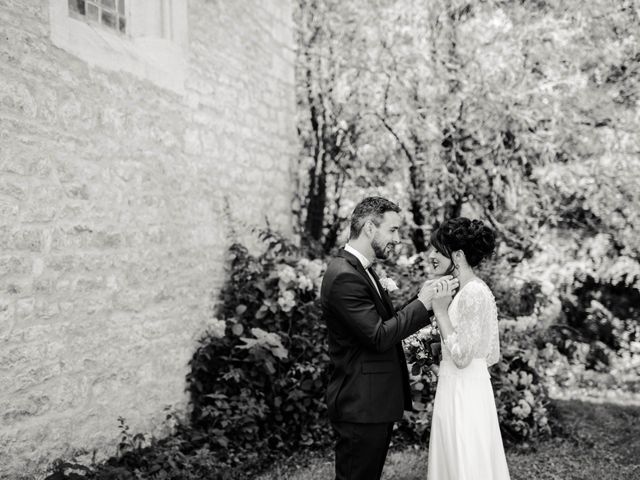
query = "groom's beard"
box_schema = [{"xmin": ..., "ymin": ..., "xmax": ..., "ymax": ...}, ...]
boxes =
[{"xmin": 372, "ymin": 237, "xmax": 392, "ymax": 260}]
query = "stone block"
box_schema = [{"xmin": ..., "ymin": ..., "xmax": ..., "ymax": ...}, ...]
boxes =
[
  {"xmin": 33, "ymin": 297, "xmax": 60, "ymax": 319},
  {"xmin": 0, "ymin": 255, "xmax": 30, "ymax": 276},
  {"xmin": 184, "ymin": 128, "xmax": 202, "ymax": 155},
  {"xmin": 11, "ymin": 229, "xmax": 43, "ymax": 252},
  {"xmin": 0, "ymin": 181, "xmax": 26, "ymax": 201},
  {"xmin": 0, "ymin": 301, "xmax": 15, "ymax": 340},
  {"xmin": 0, "ymin": 77, "xmax": 37, "ymax": 118},
  {"xmin": 2, "ymin": 394, "xmax": 52, "ymax": 424},
  {"xmin": 0, "ymin": 197, "xmax": 19, "ymax": 221}
]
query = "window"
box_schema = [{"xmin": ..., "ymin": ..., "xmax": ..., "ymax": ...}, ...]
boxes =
[
  {"xmin": 68, "ymin": 0, "xmax": 127, "ymax": 34},
  {"xmin": 49, "ymin": 0, "xmax": 188, "ymax": 93}
]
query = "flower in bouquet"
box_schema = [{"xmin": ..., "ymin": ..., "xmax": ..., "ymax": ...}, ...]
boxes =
[{"xmin": 404, "ymin": 321, "xmax": 441, "ymax": 377}]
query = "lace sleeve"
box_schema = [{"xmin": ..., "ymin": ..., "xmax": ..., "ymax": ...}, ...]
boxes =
[
  {"xmin": 443, "ymin": 283, "xmax": 493, "ymax": 368},
  {"xmin": 486, "ymin": 292, "xmax": 500, "ymax": 366}
]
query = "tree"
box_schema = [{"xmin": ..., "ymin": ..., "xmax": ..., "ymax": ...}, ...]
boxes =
[{"xmin": 294, "ymin": 0, "xmax": 640, "ymax": 259}]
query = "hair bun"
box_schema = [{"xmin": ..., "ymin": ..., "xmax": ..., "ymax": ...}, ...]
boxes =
[
  {"xmin": 470, "ymin": 219, "xmax": 484, "ymax": 234},
  {"xmin": 430, "ymin": 217, "xmax": 497, "ymax": 267},
  {"xmin": 473, "ymin": 224, "xmax": 496, "ymax": 259}
]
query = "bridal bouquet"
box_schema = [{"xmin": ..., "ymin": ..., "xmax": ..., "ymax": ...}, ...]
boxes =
[{"xmin": 404, "ymin": 321, "xmax": 441, "ymax": 377}]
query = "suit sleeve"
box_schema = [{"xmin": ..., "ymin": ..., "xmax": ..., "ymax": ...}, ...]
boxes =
[{"xmin": 329, "ymin": 270, "xmax": 430, "ymax": 352}]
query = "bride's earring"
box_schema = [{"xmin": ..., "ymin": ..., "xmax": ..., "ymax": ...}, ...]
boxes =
[{"xmin": 453, "ymin": 251, "xmax": 463, "ymax": 271}]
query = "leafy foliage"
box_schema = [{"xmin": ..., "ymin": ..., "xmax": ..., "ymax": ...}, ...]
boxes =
[
  {"xmin": 294, "ymin": 0, "xmax": 640, "ymax": 257},
  {"xmin": 44, "ymin": 414, "xmax": 229, "ymax": 480},
  {"xmin": 186, "ymin": 232, "xmax": 332, "ymax": 473}
]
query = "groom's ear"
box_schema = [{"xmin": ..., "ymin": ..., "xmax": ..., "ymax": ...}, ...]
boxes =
[{"xmin": 364, "ymin": 219, "xmax": 376, "ymax": 237}]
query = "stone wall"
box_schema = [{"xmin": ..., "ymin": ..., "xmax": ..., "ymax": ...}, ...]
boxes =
[{"xmin": 0, "ymin": 1, "xmax": 296, "ymax": 477}]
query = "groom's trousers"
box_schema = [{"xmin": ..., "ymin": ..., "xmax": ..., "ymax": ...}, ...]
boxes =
[{"xmin": 332, "ymin": 421, "xmax": 394, "ymax": 480}]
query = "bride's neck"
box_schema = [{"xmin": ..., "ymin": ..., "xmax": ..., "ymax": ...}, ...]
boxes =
[{"xmin": 455, "ymin": 265, "xmax": 477, "ymax": 288}]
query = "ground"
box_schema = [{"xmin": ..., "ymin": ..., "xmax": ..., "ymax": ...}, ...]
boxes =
[{"xmin": 257, "ymin": 395, "xmax": 640, "ymax": 480}]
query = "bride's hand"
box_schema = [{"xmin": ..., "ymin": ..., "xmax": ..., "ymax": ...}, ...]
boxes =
[
  {"xmin": 418, "ymin": 275, "xmax": 458, "ymax": 309},
  {"xmin": 432, "ymin": 294, "xmax": 453, "ymax": 320}
]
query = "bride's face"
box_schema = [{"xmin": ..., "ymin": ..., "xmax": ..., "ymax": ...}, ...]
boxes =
[{"xmin": 427, "ymin": 246, "xmax": 452, "ymax": 277}]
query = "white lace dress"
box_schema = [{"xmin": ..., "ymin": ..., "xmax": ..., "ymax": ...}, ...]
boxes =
[{"xmin": 427, "ymin": 278, "xmax": 510, "ymax": 480}]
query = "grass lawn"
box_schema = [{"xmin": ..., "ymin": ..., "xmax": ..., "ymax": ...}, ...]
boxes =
[{"xmin": 258, "ymin": 396, "xmax": 640, "ymax": 480}]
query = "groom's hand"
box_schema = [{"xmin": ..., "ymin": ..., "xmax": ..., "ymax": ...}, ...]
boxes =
[{"xmin": 417, "ymin": 275, "xmax": 459, "ymax": 310}]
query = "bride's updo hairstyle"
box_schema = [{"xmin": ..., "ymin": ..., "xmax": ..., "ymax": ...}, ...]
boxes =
[{"xmin": 430, "ymin": 217, "xmax": 496, "ymax": 268}]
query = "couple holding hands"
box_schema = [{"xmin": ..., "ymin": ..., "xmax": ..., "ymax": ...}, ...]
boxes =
[{"xmin": 321, "ymin": 196, "xmax": 510, "ymax": 480}]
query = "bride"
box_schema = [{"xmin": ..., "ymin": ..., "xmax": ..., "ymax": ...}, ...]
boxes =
[{"xmin": 426, "ymin": 217, "xmax": 510, "ymax": 480}]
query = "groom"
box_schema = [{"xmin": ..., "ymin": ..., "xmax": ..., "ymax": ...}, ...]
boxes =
[{"xmin": 321, "ymin": 196, "xmax": 458, "ymax": 480}]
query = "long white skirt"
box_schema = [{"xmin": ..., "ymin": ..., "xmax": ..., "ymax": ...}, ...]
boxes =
[{"xmin": 427, "ymin": 359, "xmax": 510, "ymax": 480}]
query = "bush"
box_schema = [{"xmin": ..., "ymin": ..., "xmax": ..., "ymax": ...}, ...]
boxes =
[
  {"xmin": 492, "ymin": 326, "xmax": 554, "ymax": 444},
  {"xmin": 480, "ymin": 256, "xmax": 557, "ymax": 443},
  {"xmin": 44, "ymin": 414, "xmax": 226, "ymax": 480},
  {"xmin": 45, "ymin": 231, "xmax": 333, "ymax": 480},
  {"xmin": 186, "ymin": 231, "xmax": 332, "ymax": 473},
  {"xmin": 557, "ymin": 277, "xmax": 640, "ymax": 369},
  {"xmin": 519, "ymin": 233, "xmax": 640, "ymax": 393}
]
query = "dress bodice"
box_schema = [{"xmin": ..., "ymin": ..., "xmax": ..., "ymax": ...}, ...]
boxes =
[{"xmin": 441, "ymin": 278, "xmax": 500, "ymax": 368}]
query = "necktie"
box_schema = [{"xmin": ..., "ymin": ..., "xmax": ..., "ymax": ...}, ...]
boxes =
[{"xmin": 366, "ymin": 266, "xmax": 383, "ymax": 298}]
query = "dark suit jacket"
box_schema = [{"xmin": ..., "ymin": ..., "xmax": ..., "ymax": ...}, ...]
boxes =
[{"xmin": 321, "ymin": 249, "xmax": 430, "ymax": 423}]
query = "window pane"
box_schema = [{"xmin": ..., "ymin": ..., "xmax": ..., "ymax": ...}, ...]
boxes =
[
  {"xmin": 68, "ymin": 0, "xmax": 86, "ymax": 15},
  {"xmin": 68, "ymin": 0, "xmax": 125, "ymax": 35},
  {"xmin": 101, "ymin": 10, "xmax": 116, "ymax": 29},
  {"xmin": 86, "ymin": 2, "xmax": 99, "ymax": 21}
]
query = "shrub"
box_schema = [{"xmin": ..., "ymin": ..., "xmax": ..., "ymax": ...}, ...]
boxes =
[
  {"xmin": 45, "ymin": 231, "xmax": 333, "ymax": 480},
  {"xmin": 186, "ymin": 231, "xmax": 332, "ymax": 473},
  {"xmin": 518, "ymin": 233, "xmax": 640, "ymax": 393},
  {"xmin": 44, "ymin": 414, "xmax": 226, "ymax": 480}
]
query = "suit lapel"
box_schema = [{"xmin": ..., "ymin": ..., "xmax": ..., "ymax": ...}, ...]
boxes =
[
  {"xmin": 368, "ymin": 267, "xmax": 395, "ymax": 315},
  {"xmin": 338, "ymin": 249, "xmax": 394, "ymax": 317}
]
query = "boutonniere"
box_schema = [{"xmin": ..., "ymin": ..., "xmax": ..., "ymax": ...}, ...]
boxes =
[{"xmin": 378, "ymin": 277, "xmax": 399, "ymax": 293}]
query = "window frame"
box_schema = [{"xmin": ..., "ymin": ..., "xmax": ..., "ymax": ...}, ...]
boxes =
[
  {"xmin": 67, "ymin": 0, "xmax": 128, "ymax": 36},
  {"xmin": 49, "ymin": 0, "xmax": 188, "ymax": 94}
]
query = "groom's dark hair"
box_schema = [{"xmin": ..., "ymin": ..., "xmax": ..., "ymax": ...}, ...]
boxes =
[{"xmin": 349, "ymin": 196, "xmax": 400, "ymax": 240}]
